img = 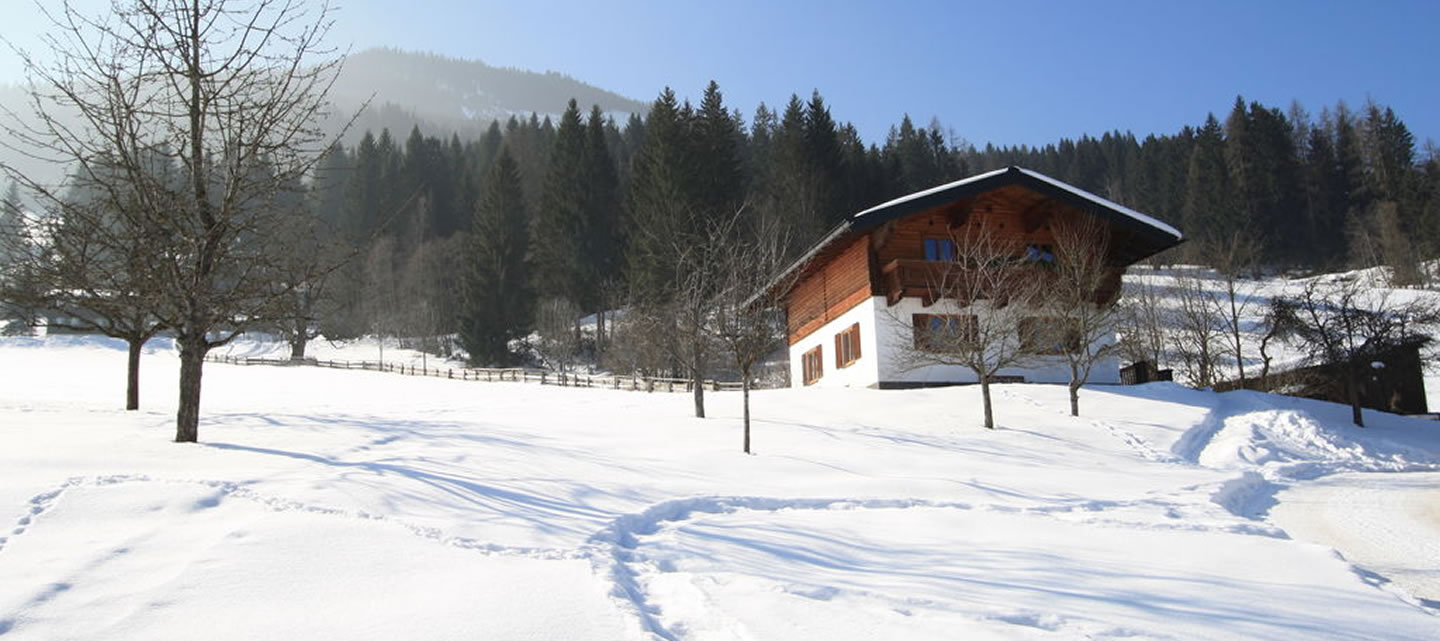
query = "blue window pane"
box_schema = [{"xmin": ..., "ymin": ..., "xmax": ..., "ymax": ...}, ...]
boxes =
[{"xmin": 924, "ymin": 238, "xmax": 955, "ymax": 261}]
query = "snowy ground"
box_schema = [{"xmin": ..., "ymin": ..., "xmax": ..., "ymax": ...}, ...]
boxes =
[
  {"xmin": 1125, "ymin": 264, "xmax": 1440, "ymax": 412},
  {"xmin": 2, "ymin": 336, "xmax": 1439, "ymax": 640}
]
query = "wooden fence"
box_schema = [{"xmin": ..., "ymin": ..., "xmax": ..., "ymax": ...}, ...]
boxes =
[{"xmin": 205, "ymin": 354, "xmax": 749, "ymax": 393}]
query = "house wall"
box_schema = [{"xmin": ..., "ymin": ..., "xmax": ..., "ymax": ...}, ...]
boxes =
[
  {"xmin": 871, "ymin": 296, "xmax": 1122, "ymax": 387},
  {"xmin": 788, "ymin": 296, "xmax": 881, "ymax": 388},
  {"xmin": 787, "ymin": 235, "xmax": 872, "ymax": 345},
  {"xmin": 872, "ymin": 185, "xmax": 1065, "ymax": 269}
]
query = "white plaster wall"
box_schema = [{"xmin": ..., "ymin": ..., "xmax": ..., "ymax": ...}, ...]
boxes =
[
  {"xmin": 871, "ymin": 296, "xmax": 1122, "ymax": 386},
  {"xmin": 787, "ymin": 297, "xmax": 881, "ymax": 388}
]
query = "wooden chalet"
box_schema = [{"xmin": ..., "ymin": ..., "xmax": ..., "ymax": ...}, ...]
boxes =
[{"xmin": 771, "ymin": 166, "xmax": 1183, "ymax": 388}]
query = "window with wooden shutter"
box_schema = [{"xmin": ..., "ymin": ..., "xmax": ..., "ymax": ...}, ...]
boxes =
[
  {"xmin": 802, "ymin": 345, "xmax": 824, "ymax": 385},
  {"xmin": 912, "ymin": 314, "xmax": 977, "ymax": 352},
  {"xmin": 1019, "ymin": 317, "xmax": 1082, "ymax": 354},
  {"xmin": 835, "ymin": 323, "xmax": 861, "ymax": 368}
]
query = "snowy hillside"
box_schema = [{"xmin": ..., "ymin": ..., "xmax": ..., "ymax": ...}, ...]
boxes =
[
  {"xmin": 1123, "ymin": 264, "xmax": 1440, "ymax": 410},
  {"xmin": 1, "ymin": 336, "xmax": 1438, "ymax": 639}
]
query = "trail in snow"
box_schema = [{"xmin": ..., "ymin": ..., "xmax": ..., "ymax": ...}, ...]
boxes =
[
  {"xmin": 998, "ymin": 387, "xmax": 1180, "ymax": 463},
  {"xmin": 0, "ymin": 475, "xmax": 578, "ymax": 562},
  {"xmin": 5, "ymin": 337, "xmax": 1440, "ymax": 640},
  {"xmin": 0, "ymin": 478, "xmax": 84, "ymax": 556}
]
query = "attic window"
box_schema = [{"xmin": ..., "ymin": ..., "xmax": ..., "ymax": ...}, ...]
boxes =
[
  {"xmin": 923, "ymin": 238, "xmax": 955, "ymax": 261},
  {"xmin": 1024, "ymin": 244, "xmax": 1055, "ymax": 264}
]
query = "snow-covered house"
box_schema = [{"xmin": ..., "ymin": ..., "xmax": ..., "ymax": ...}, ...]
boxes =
[{"xmin": 772, "ymin": 166, "xmax": 1183, "ymax": 388}]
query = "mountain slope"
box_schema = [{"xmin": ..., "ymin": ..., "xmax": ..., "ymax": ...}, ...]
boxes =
[{"xmin": 329, "ymin": 48, "xmax": 648, "ymax": 139}]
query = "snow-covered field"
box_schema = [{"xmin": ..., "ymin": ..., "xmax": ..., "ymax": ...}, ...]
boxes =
[{"xmin": 2, "ymin": 335, "xmax": 1439, "ymax": 640}]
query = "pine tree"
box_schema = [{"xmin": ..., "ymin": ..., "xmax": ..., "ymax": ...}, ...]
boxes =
[
  {"xmin": 692, "ymin": 81, "xmax": 745, "ymax": 225},
  {"xmin": 582, "ymin": 104, "xmax": 621, "ymax": 296},
  {"xmin": 1183, "ymin": 114, "xmax": 1238, "ymax": 247},
  {"xmin": 0, "ymin": 181, "xmax": 22, "ymax": 266},
  {"xmin": 533, "ymin": 99, "xmax": 589, "ymax": 306},
  {"xmin": 458, "ymin": 148, "xmax": 532, "ymax": 365},
  {"xmin": 625, "ymin": 87, "xmax": 694, "ymax": 301}
]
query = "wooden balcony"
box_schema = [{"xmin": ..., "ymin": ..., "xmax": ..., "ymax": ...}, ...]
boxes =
[
  {"xmin": 880, "ymin": 258, "xmax": 1121, "ymax": 308},
  {"xmin": 880, "ymin": 259, "xmax": 954, "ymax": 307}
]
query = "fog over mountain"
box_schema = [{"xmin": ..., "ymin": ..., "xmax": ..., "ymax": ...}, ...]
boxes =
[
  {"xmin": 0, "ymin": 48, "xmax": 647, "ymax": 188},
  {"xmin": 328, "ymin": 48, "xmax": 648, "ymax": 142}
]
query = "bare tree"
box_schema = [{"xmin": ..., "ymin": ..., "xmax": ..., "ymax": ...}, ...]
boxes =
[
  {"xmin": 533, "ymin": 296, "xmax": 582, "ymax": 376},
  {"xmin": 1042, "ymin": 217, "xmax": 1124, "ymax": 416},
  {"xmin": 890, "ymin": 227, "xmax": 1045, "ymax": 429},
  {"xmin": 665, "ymin": 216, "xmax": 731, "ymax": 419},
  {"xmin": 1, "ymin": 161, "xmax": 170, "ymax": 410},
  {"xmin": 1117, "ymin": 273, "xmax": 1168, "ymax": 371},
  {"xmin": 626, "ymin": 208, "xmax": 738, "ymax": 419},
  {"xmin": 1208, "ymin": 229, "xmax": 1263, "ymax": 387},
  {"xmin": 362, "ymin": 237, "xmax": 403, "ymax": 366},
  {"xmin": 1169, "ymin": 273, "xmax": 1226, "ymax": 388},
  {"xmin": 710, "ymin": 218, "xmax": 792, "ymax": 453},
  {"xmin": 1372, "ymin": 202, "xmax": 1424, "ymax": 288},
  {"xmin": 270, "ymin": 204, "xmax": 350, "ymax": 362},
  {"xmin": 2, "ymin": 0, "xmax": 348, "ymax": 442},
  {"xmin": 1271, "ymin": 280, "xmax": 1438, "ymax": 426}
]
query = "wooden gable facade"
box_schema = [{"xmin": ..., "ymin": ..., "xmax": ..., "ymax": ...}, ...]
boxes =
[{"xmin": 774, "ymin": 166, "xmax": 1182, "ymax": 388}]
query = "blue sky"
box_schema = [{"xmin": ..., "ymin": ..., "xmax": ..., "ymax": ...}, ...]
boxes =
[{"xmin": 5, "ymin": 0, "xmax": 1437, "ymax": 149}]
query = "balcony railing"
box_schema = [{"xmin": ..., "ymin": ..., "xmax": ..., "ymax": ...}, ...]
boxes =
[{"xmin": 880, "ymin": 258, "xmax": 1120, "ymax": 307}]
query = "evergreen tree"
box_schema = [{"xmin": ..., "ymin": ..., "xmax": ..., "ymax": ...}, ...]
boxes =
[
  {"xmin": 458, "ymin": 148, "xmax": 532, "ymax": 365},
  {"xmin": 692, "ymin": 81, "xmax": 745, "ymax": 224},
  {"xmin": 533, "ymin": 99, "xmax": 589, "ymax": 306},
  {"xmin": 625, "ymin": 87, "xmax": 694, "ymax": 300},
  {"xmin": 1183, "ymin": 114, "xmax": 1238, "ymax": 246},
  {"xmin": 582, "ymin": 104, "xmax": 622, "ymax": 294}
]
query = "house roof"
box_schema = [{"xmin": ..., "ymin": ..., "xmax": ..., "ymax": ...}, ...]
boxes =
[{"xmin": 763, "ymin": 166, "xmax": 1185, "ymax": 301}]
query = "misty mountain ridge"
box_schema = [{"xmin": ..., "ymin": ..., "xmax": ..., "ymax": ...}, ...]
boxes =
[
  {"xmin": 330, "ymin": 47, "xmax": 648, "ymax": 142},
  {"xmin": 0, "ymin": 48, "xmax": 647, "ymax": 186}
]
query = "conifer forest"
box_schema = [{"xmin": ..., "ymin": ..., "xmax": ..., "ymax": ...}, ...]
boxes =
[{"xmin": 258, "ymin": 84, "xmax": 1439, "ymax": 368}]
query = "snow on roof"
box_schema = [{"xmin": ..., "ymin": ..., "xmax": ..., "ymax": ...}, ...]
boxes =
[
  {"xmin": 1015, "ymin": 167, "xmax": 1182, "ymax": 240},
  {"xmin": 758, "ymin": 166, "xmax": 1184, "ymax": 303},
  {"xmin": 850, "ymin": 166, "xmax": 1012, "ymax": 220}
]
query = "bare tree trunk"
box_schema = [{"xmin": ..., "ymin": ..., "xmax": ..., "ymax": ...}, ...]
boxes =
[
  {"xmin": 175, "ymin": 336, "xmax": 208, "ymax": 443},
  {"xmin": 125, "ymin": 338, "xmax": 143, "ymax": 411},
  {"xmin": 1068, "ymin": 379, "xmax": 1081, "ymax": 417},
  {"xmin": 1347, "ymin": 369, "xmax": 1365, "ymax": 427},
  {"xmin": 692, "ymin": 368, "xmax": 705, "ymax": 418},
  {"xmin": 290, "ymin": 329, "xmax": 308, "ymax": 361},
  {"xmin": 980, "ymin": 375, "xmax": 995, "ymax": 429},
  {"xmin": 596, "ymin": 310, "xmax": 605, "ymax": 353},
  {"xmin": 742, "ymin": 373, "xmax": 751, "ymax": 454},
  {"xmin": 1229, "ymin": 290, "xmax": 1247, "ymax": 387}
]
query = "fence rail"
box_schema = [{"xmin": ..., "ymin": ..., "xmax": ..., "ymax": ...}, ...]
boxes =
[{"xmin": 205, "ymin": 354, "xmax": 749, "ymax": 393}]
